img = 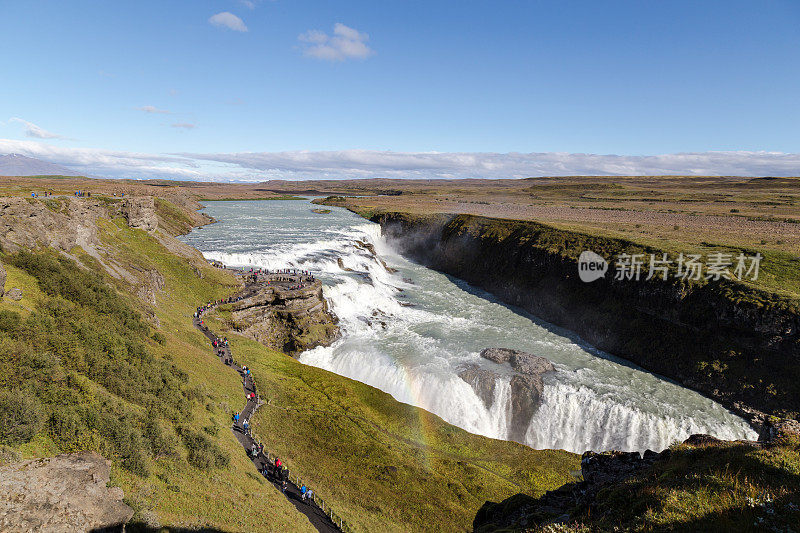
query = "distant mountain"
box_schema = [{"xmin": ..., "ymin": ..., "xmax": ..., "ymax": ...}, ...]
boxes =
[{"xmin": 0, "ymin": 153, "xmax": 81, "ymax": 176}]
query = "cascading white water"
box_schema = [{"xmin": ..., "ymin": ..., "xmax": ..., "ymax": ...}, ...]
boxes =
[{"xmin": 181, "ymin": 199, "xmax": 758, "ymax": 453}]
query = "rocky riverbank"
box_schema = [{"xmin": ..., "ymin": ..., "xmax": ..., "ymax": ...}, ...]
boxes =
[{"xmin": 355, "ymin": 210, "xmax": 800, "ymax": 427}]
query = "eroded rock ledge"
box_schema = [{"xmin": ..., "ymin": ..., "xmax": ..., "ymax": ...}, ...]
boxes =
[
  {"xmin": 0, "ymin": 452, "xmax": 133, "ymax": 533},
  {"xmin": 121, "ymin": 196, "xmax": 157, "ymax": 231},
  {"xmin": 222, "ymin": 276, "xmax": 340, "ymax": 355}
]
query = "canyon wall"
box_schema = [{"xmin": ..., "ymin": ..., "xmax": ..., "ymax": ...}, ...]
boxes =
[{"xmin": 370, "ymin": 212, "xmax": 800, "ymax": 425}]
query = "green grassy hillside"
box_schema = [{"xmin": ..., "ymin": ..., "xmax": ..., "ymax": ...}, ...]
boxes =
[
  {"xmin": 577, "ymin": 438, "xmax": 800, "ymax": 532},
  {"xmin": 0, "ymin": 197, "xmax": 579, "ymax": 531},
  {"xmin": 0, "ymin": 219, "xmax": 315, "ymax": 531}
]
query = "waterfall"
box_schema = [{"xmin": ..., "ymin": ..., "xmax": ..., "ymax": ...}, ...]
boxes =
[{"xmin": 183, "ymin": 200, "xmax": 758, "ymax": 454}]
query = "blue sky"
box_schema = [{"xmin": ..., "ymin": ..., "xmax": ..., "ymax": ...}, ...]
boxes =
[{"xmin": 1, "ymin": 0, "xmax": 798, "ymax": 179}]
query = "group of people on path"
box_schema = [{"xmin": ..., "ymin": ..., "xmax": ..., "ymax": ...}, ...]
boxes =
[
  {"xmin": 194, "ymin": 294, "xmax": 244, "ymax": 318},
  {"xmin": 195, "ymin": 295, "xmax": 321, "ymax": 510},
  {"xmin": 29, "ymin": 190, "xmax": 130, "ymax": 199},
  {"xmin": 242, "ymin": 267, "xmax": 316, "ymax": 286}
]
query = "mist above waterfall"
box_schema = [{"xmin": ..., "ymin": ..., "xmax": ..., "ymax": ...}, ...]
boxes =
[{"xmin": 181, "ymin": 199, "xmax": 757, "ymax": 453}]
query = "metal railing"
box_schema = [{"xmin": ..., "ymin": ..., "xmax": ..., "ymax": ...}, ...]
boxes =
[{"xmin": 258, "ymin": 449, "xmax": 355, "ymax": 532}]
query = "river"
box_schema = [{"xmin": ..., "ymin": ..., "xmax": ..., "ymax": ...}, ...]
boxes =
[{"xmin": 180, "ymin": 198, "xmax": 757, "ymax": 453}]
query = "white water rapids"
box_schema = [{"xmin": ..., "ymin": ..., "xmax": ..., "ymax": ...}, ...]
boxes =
[{"xmin": 181, "ymin": 199, "xmax": 757, "ymax": 453}]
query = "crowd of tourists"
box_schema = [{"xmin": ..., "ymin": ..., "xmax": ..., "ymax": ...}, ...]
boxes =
[
  {"xmin": 193, "ymin": 294, "xmax": 245, "ymax": 318},
  {"xmin": 241, "ymin": 267, "xmax": 316, "ymax": 287}
]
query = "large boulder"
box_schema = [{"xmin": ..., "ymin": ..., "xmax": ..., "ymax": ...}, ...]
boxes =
[
  {"xmin": 459, "ymin": 348, "xmax": 556, "ymax": 443},
  {"xmin": 121, "ymin": 196, "xmax": 157, "ymax": 232},
  {"xmin": 458, "ymin": 364, "xmax": 496, "ymax": 409},
  {"xmin": 480, "ymin": 347, "xmax": 555, "ymax": 375},
  {"xmin": 0, "ymin": 452, "xmax": 134, "ymax": 532}
]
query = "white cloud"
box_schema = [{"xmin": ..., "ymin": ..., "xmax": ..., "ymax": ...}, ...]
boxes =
[
  {"xmin": 240, "ymin": 0, "xmax": 256, "ymax": 9},
  {"xmin": 180, "ymin": 149, "xmax": 800, "ymax": 180},
  {"xmin": 137, "ymin": 105, "xmax": 171, "ymax": 115},
  {"xmin": 209, "ymin": 12, "xmax": 248, "ymax": 32},
  {"xmin": 299, "ymin": 23, "xmax": 375, "ymax": 62},
  {"xmin": 9, "ymin": 118, "xmax": 66, "ymax": 140},
  {"xmin": 0, "ymin": 138, "xmax": 201, "ymax": 179},
  {"xmin": 171, "ymin": 122, "xmax": 196, "ymax": 129},
  {"xmin": 2, "ymin": 139, "xmax": 799, "ymax": 181}
]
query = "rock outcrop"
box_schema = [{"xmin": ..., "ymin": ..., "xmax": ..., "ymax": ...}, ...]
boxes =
[
  {"xmin": 458, "ymin": 365, "xmax": 496, "ymax": 409},
  {"xmin": 480, "ymin": 348, "xmax": 555, "ymax": 376},
  {"xmin": 758, "ymin": 417, "xmax": 800, "ymax": 444},
  {"xmin": 459, "ymin": 348, "xmax": 555, "ymax": 443},
  {"xmin": 0, "ymin": 452, "xmax": 133, "ymax": 532},
  {"xmin": 224, "ymin": 279, "xmax": 339, "ymax": 355},
  {"xmin": 0, "ymin": 196, "xmax": 105, "ymax": 254},
  {"xmin": 121, "ymin": 196, "xmax": 157, "ymax": 231},
  {"xmin": 135, "ymin": 268, "xmax": 165, "ymax": 305},
  {"xmin": 5, "ymin": 288, "xmax": 22, "ymax": 301}
]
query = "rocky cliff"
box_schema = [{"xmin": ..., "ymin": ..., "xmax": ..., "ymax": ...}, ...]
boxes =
[
  {"xmin": 220, "ymin": 278, "xmax": 339, "ymax": 355},
  {"xmin": 121, "ymin": 196, "xmax": 158, "ymax": 231},
  {"xmin": 0, "ymin": 195, "xmax": 215, "ymax": 310},
  {"xmin": 367, "ymin": 212, "xmax": 800, "ymax": 425},
  {"xmin": 0, "ymin": 452, "xmax": 133, "ymax": 532},
  {"xmin": 0, "ymin": 196, "xmax": 106, "ymax": 254}
]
